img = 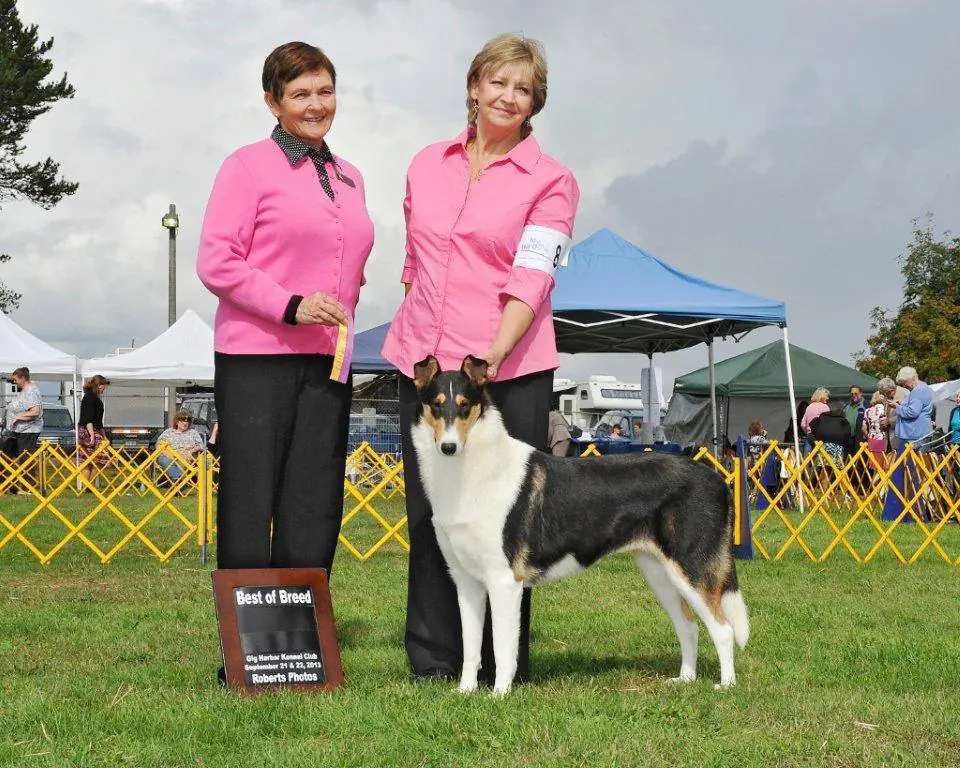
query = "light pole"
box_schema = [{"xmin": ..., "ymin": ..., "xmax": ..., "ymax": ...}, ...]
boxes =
[{"xmin": 161, "ymin": 204, "xmax": 179, "ymax": 425}]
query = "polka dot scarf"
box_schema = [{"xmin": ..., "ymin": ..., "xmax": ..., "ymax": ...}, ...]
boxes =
[{"xmin": 271, "ymin": 124, "xmax": 336, "ymax": 201}]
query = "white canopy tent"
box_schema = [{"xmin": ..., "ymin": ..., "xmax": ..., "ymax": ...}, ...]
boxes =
[
  {"xmin": 930, "ymin": 379, "xmax": 960, "ymax": 435},
  {"xmin": 80, "ymin": 309, "xmax": 214, "ymax": 387},
  {"xmin": 0, "ymin": 311, "xmax": 81, "ymax": 446},
  {"xmin": 0, "ymin": 311, "xmax": 79, "ymax": 381}
]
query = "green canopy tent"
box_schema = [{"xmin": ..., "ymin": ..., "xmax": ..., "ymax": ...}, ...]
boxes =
[{"xmin": 664, "ymin": 342, "xmax": 878, "ymax": 447}]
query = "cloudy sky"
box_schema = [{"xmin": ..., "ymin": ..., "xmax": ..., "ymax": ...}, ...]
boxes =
[{"xmin": 3, "ymin": 0, "xmax": 958, "ymax": 394}]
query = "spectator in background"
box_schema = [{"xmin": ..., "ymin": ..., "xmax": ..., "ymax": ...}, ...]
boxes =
[
  {"xmin": 747, "ymin": 420, "xmax": 767, "ymax": 463},
  {"xmin": 155, "ymin": 409, "xmax": 205, "ymax": 482},
  {"xmin": 862, "ymin": 391, "xmax": 888, "ymax": 476},
  {"xmin": 893, "ymin": 366, "xmax": 933, "ymax": 448},
  {"xmin": 801, "ymin": 388, "xmax": 831, "ymax": 452},
  {"xmin": 948, "ymin": 391, "xmax": 960, "ymax": 449},
  {"xmin": 783, "ymin": 399, "xmax": 809, "ymax": 445},
  {"xmin": 547, "ymin": 409, "xmax": 571, "ymax": 457},
  {"xmin": 78, "ymin": 375, "xmax": 110, "ymax": 485},
  {"xmin": 810, "ymin": 403, "xmax": 851, "ymax": 489},
  {"xmin": 876, "ymin": 377, "xmax": 900, "ymax": 451},
  {"xmin": 843, "ymin": 386, "xmax": 868, "ymax": 453},
  {"xmin": 7, "ymin": 367, "xmax": 43, "ymax": 458}
]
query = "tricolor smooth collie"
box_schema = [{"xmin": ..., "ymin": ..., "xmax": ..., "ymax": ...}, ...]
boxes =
[{"xmin": 412, "ymin": 355, "xmax": 750, "ymax": 697}]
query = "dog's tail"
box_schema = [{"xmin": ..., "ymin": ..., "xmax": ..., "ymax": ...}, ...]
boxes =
[{"xmin": 721, "ymin": 570, "xmax": 750, "ymax": 649}]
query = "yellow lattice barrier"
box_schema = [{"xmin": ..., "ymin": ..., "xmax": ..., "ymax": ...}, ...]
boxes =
[
  {"xmin": 0, "ymin": 441, "xmax": 206, "ymax": 564},
  {"xmin": 3, "ymin": 440, "xmax": 744, "ymax": 564},
  {"xmin": 747, "ymin": 441, "xmax": 960, "ymax": 565}
]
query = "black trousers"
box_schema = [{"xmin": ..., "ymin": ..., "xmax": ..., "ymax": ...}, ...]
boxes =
[
  {"xmin": 400, "ymin": 370, "xmax": 552, "ymax": 681},
  {"xmin": 214, "ymin": 353, "xmax": 351, "ymax": 571}
]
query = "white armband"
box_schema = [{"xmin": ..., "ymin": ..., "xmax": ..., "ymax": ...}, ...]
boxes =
[{"xmin": 513, "ymin": 225, "xmax": 572, "ymax": 277}]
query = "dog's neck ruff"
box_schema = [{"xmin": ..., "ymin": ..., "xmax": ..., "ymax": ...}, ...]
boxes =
[{"xmin": 412, "ymin": 403, "xmax": 533, "ymax": 526}]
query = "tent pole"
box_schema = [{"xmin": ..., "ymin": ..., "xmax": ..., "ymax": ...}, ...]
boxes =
[
  {"xmin": 782, "ymin": 327, "xmax": 804, "ymax": 513},
  {"xmin": 73, "ymin": 363, "xmax": 81, "ymax": 492},
  {"xmin": 708, "ymin": 341, "xmax": 719, "ymax": 457}
]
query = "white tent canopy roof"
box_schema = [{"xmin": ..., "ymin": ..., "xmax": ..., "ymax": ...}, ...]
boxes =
[
  {"xmin": 0, "ymin": 311, "xmax": 78, "ymax": 380},
  {"xmin": 80, "ymin": 309, "xmax": 214, "ymax": 386}
]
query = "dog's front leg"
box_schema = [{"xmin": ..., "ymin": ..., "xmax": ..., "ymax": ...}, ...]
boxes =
[
  {"xmin": 454, "ymin": 575, "xmax": 486, "ymax": 693},
  {"xmin": 487, "ymin": 578, "xmax": 524, "ymax": 697}
]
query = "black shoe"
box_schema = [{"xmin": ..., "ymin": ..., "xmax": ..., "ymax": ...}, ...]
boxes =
[
  {"xmin": 217, "ymin": 666, "xmax": 226, "ymax": 686},
  {"xmin": 410, "ymin": 667, "xmax": 457, "ymax": 684}
]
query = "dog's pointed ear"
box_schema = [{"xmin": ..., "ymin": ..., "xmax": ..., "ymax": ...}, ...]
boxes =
[
  {"xmin": 461, "ymin": 355, "xmax": 488, "ymax": 388},
  {"xmin": 413, "ymin": 356, "xmax": 441, "ymax": 390}
]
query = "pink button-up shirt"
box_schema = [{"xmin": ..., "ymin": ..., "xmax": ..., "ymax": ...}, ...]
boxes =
[
  {"xmin": 197, "ymin": 137, "xmax": 374, "ymax": 355},
  {"xmin": 382, "ymin": 129, "xmax": 580, "ymax": 381}
]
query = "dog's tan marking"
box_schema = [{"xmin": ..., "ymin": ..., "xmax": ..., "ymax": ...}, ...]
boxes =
[
  {"xmin": 420, "ymin": 404, "xmax": 447, "ymax": 443},
  {"xmin": 436, "ymin": 392, "xmax": 446, "ymax": 404},
  {"xmin": 454, "ymin": 403, "xmax": 482, "ymax": 446},
  {"xmin": 454, "ymin": 394, "xmax": 467, "ymax": 407},
  {"xmin": 511, "ymin": 546, "xmax": 540, "ymax": 583}
]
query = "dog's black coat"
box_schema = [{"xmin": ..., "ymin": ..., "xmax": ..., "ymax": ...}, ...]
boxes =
[{"xmin": 502, "ymin": 451, "xmax": 737, "ymax": 591}]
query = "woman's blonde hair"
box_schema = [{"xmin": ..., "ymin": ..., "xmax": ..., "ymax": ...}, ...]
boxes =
[
  {"xmin": 810, "ymin": 387, "xmax": 830, "ymax": 404},
  {"xmin": 466, "ymin": 33, "xmax": 548, "ymax": 139},
  {"xmin": 871, "ymin": 391, "xmax": 886, "ymax": 405}
]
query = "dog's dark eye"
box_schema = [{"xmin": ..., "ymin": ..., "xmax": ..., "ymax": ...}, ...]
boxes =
[
  {"xmin": 459, "ymin": 403, "xmax": 472, "ymax": 418},
  {"xmin": 430, "ymin": 404, "xmax": 442, "ymax": 418}
]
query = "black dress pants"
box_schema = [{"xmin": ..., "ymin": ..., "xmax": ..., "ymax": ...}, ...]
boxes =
[
  {"xmin": 400, "ymin": 370, "xmax": 552, "ymax": 681},
  {"xmin": 214, "ymin": 353, "xmax": 351, "ymax": 571}
]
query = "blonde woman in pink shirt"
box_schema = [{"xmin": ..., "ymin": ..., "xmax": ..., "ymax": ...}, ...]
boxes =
[
  {"xmin": 382, "ymin": 33, "xmax": 580, "ymax": 686},
  {"xmin": 197, "ymin": 43, "xmax": 373, "ymax": 586}
]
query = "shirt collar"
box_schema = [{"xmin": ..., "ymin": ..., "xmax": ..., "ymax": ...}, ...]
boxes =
[
  {"xmin": 443, "ymin": 127, "xmax": 541, "ymax": 173},
  {"xmin": 271, "ymin": 124, "xmax": 334, "ymax": 166}
]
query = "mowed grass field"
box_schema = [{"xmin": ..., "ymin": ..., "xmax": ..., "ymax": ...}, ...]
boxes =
[{"xmin": 1, "ymin": 494, "xmax": 959, "ymax": 767}]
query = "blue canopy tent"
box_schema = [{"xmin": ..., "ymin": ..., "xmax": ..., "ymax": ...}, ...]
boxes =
[
  {"xmin": 551, "ymin": 228, "xmax": 797, "ymax": 460},
  {"xmin": 352, "ymin": 322, "xmax": 395, "ymax": 374}
]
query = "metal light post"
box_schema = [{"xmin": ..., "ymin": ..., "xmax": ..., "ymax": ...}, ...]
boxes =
[{"xmin": 161, "ymin": 204, "xmax": 179, "ymax": 425}]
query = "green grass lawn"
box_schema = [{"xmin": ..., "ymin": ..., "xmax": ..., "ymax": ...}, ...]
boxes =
[{"xmin": 2, "ymin": 498, "xmax": 960, "ymax": 767}]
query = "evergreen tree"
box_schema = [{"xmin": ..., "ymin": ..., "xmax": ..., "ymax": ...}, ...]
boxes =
[
  {"xmin": 855, "ymin": 217, "xmax": 960, "ymax": 382},
  {"xmin": 0, "ymin": 0, "xmax": 77, "ymax": 312}
]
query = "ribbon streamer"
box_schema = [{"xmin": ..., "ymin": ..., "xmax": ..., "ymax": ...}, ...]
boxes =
[{"xmin": 330, "ymin": 308, "xmax": 354, "ymax": 384}]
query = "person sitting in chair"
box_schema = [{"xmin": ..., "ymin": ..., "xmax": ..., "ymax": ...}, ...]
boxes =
[{"xmin": 155, "ymin": 409, "xmax": 205, "ymax": 483}]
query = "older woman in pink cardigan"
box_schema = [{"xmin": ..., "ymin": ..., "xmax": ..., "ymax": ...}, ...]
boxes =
[{"xmin": 197, "ymin": 42, "xmax": 373, "ymax": 575}]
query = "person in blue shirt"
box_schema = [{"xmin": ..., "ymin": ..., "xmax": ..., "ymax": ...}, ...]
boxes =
[
  {"xmin": 893, "ymin": 366, "xmax": 933, "ymax": 448},
  {"xmin": 949, "ymin": 391, "xmax": 960, "ymax": 447}
]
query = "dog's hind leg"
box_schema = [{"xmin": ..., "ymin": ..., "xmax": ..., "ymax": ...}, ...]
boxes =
[
  {"xmin": 635, "ymin": 553, "xmax": 699, "ymax": 683},
  {"xmin": 454, "ymin": 574, "xmax": 487, "ymax": 693},
  {"xmin": 487, "ymin": 577, "xmax": 524, "ymax": 697},
  {"xmin": 660, "ymin": 564, "xmax": 737, "ymax": 689}
]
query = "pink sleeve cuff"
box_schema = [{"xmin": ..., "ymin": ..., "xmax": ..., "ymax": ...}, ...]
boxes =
[{"xmin": 501, "ymin": 268, "xmax": 554, "ymax": 313}]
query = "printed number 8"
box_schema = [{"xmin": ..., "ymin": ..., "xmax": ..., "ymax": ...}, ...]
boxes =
[{"xmin": 553, "ymin": 245, "xmax": 562, "ymax": 268}]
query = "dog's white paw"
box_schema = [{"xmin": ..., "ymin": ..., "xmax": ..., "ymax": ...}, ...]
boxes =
[
  {"xmin": 713, "ymin": 680, "xmax": 736, "ymax": 691},
  {"xmin": 668, "ymin": 672, "xmax": 696, "ymax": 684},
  {"xmin": 458, "ymin": 680, "xmax": 478, "ymax": 694},
  {"xmin": 490, "ymin": 684, "xmax": 512, "ymax": 699}
]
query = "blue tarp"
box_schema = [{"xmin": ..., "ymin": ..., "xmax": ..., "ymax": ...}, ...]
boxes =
[
  {"xmin": 352, "ymin": 322, "xmax": 395, "ymax": 373},
  {"xmin": 552, "ymin": 228, "xmax": 787, "ymax": 354}
]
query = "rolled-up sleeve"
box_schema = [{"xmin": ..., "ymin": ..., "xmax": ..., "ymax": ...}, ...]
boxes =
[
  {"xmin": 400, "ymin": 174, "xmax": 417, "ymax": 284},
  {"xmin": 196, "ymin": 155, "xmax": 293, "ymax": 324},
  {"xmin": 500, "ymin": 169, "xmax": 580, "ymax": 312}
]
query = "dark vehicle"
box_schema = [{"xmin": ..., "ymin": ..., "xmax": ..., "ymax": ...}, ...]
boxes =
[
  {"xmin": 1, "ymin": 404, "xmax": 77, "ymax": 451},
  {"xmin": 180, "ymin": 395, "xmax": 216, "ymax": 441},
  {"xmin": 107, "ymin": 424, "xmax": 163, "ymax": 452},
  {"xmin": 40, "ymin": 404, "xmax": 77, "ymax": 449}
]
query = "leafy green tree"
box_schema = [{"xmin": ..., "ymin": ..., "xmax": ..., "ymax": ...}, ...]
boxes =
[
  {"xmin": 855, "ymin": 217, "xmax": 960, "ymax": 382},
  {"xmin": 0, "ymin": 0, "xmax": 77, "ymax": 312}
]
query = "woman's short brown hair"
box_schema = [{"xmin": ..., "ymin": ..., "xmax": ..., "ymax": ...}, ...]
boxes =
[
  {"xmin": 466, "ymin": 33, "xmax": 548, "ymax": 138},
  {"xmin": 262, "ymin": 42, "xmax": 336, "ymax": 102},
  {"xmin": 173, "ymin": 409, "xmax": 193, "ymax": 424},
  {"xmin": 747, "ymin": 420, "xmax": 765, "ymax": 437},
  {"xmin": 83, "ymin": 375, "xmax": 110, "ymax": 393}
]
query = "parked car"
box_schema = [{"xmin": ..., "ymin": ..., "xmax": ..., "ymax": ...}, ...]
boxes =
[
  {"xmin": 40, "ymin": 404, "xmax": 76, "ymax": 450},
  {"xmin": 180, "ymin": 395, "xmax": 216, "ymax": 441}
]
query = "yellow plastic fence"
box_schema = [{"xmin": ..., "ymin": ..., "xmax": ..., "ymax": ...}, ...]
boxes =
[
  {"xmin": 9, "ymin": 437, "xmax": 956, "ymax": 566},
  {"xmin": 747, "ymin": 441, "xmax": 960, "ymax": 565}
]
